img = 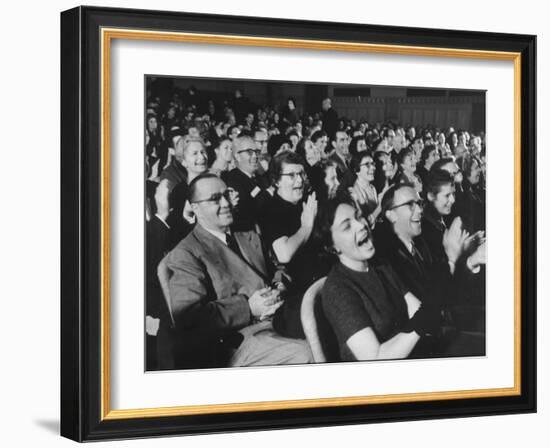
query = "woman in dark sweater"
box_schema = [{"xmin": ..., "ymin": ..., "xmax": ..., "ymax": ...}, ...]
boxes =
[{"xmin": 318, "ymin": 198, "xmax": 441, "ymax": 361}]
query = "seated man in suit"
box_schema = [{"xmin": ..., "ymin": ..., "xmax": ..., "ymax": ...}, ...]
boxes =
[
  {"xmin": 165, "ymin": 173, "xmax": 312, "ymax": 368},
  {"xmin": 328, "ymin": 131, "xmax": 351, "ymax": 180},
  {"xmin": 222, "ymin": 135, "xmax": 272, "ymax": 231},
  {"xmin": 374, "ymin": 183, "xmax": 486, "ymax": 356}
]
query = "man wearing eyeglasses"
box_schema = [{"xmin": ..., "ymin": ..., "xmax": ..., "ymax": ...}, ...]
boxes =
[
  {"xmin": 165, "ymin": 173, "xmax": 312, "ymax": 368},
  {"xmin": 375, "ymin": 182, "xmax": 486, "ymax": 355},
  {"xmin": 222, "ymin": 135, "xmax": 271, "ymax": 231}
]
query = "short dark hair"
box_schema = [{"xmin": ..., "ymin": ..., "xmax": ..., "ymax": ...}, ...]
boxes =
[
  {"xmin": 349, "ymin": 150, "xmax": 374, "ymax": 174},
  {"xmin": 420, "ymin": 144, "xmax": 438, "ymax": 164},
  {"xmin": 349, "ymin": 135, "xmax": 368, "ymax": 157},
  {"xmin": 397, "ymin": 147, "xmax": 415, "ymax": 167},
  {"xmin": 313, "ymin": 195, "xmax": 356, "ymax": 254},
  {"xmin": 267, "ymin": 134, "xmax": 292, "ymax": 157},
  {"xmin": 268, "ymin": 150, "xmax": 305, "ymax": 186},
  {"xmin": 430, "ymin": 157, "xmax": 455, "ymax": 173},
  {"xmin": 310, "ymin": 130, "xmax": 327, "ymax": 144},
  {"xmin": 456, "ymin": 154, "xmax": 481, "ymax": 179},
  {"xmin": 187, "ymin": 173, "xmax": 222, "ymax": 203},
  {"xmin": 425, "ymin": 169, "xmax": 454, "ymax": 197},
  {"xmin": 380, "ymin": 182, "xmax": 416, "ymax": 216}
]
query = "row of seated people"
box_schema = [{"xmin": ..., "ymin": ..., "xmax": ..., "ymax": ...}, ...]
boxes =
[{"xmin": 146, "ymin": 132, "xmax": 486, "ymax": 370}]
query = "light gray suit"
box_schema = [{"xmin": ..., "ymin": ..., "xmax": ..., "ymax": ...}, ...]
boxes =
[{"xmin": 166, "ymin": 224, "xmax": 312, "ymax": 367}]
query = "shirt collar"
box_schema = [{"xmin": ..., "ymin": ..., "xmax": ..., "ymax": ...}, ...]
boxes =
[{"xmin": 201, "ymin": 225, "xmax": 229, "ymax": 245}]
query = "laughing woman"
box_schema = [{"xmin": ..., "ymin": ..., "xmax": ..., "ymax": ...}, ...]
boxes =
[
  {"xmin": 318, "ymin": 198, "xmax": 441, "ymax": 361},
  {"xmin": 260, "ymin": 151, "xmax": 334, "ymax": 338}
]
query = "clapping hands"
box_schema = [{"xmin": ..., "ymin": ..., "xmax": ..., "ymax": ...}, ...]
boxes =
[
  {"xmin": 442, "ymin": 217, "xmax": 469, "ymax": 264},
  {"xmin": 249, "ymin": 287, "xmax": 284, "ymax": 321},
  {"xmin": 300, "ymin": 192, "xmax": 318, "ymax": 230}
]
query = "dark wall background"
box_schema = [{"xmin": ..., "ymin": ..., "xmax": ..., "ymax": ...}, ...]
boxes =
[{"xmin": 164, "ymin": 77, "xmax": 485, "ymax": 132}]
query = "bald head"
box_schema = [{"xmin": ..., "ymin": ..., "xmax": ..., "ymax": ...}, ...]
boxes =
[{"xmin": 232, "ymin": 136, "xmax": 260, "ymax": 175}]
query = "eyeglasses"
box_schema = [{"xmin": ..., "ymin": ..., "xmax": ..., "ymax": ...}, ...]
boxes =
[
  {"xmin": 388, "ymin": 198, "xmax": 425, "ymax": 211},
  {"xmin": 236, "ymin": 148, "xmax": 261, "ymax": 157},
  {"xmin": 280, "ymin": 171, "xmax": 307, "ymax": 182},
  {"xmin": 192, "ymin": 188, "xmax": 235, "ymax": 204}
]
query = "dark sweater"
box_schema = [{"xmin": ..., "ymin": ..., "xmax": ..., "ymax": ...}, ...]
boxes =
[{"xmin": 322, "ymin": 261, "xmax": 409, "ymax": 361}]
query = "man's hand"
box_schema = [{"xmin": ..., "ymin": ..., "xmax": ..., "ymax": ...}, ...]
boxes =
[
  {"xmin": 248, "ymin": 287, "xmax": 284, "ymax": 321},
  {"xmin": 183, "ymin": 200, "xmax": 196, "ymax": 224},
  {"xmin": 300, "ymin": 192, "xmax": 318, "ymax": 230},
  {"xmin": 145, "ymin": 315, "xmax": 160, "ymax": 336}
]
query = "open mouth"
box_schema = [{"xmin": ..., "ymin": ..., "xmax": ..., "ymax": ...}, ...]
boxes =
[{"xmin": 357, "ymin": 233, "xmax": 371, "ymax": 247}]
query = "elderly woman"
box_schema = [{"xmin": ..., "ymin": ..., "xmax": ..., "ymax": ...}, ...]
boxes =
[
  {"xmin": 260, "ymin": 151, "xmax": 333, "ymax": 338},
  {"xmin": 160, "ymin": 138, "xmax": 209, "ymax": 244},
  {"xmin": 318, "ymin": 197, "xmax": 440, "ymax": 361}
]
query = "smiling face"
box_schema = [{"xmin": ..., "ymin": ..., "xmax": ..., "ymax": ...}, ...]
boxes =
[
  {"xmin": 468, "ymin": 159, "xmax": 482, "ymax": 185},
  {"xmin": 400, "ymin": 153, "xmax": 416, "ymax": 174},
  {"xmin": 276, "ymin": 162, "xmax": 306, "ymax": 204},
  {"xmin": 331, "ymin": 203, "xmax": 375, "ymax": 266},
  {"xmin": 215, "ymin": 139, "xmax": 233, "ymax": 163},
  {"xmin": 385, "ymin": 186, "xmax": 423, "ymax": 242},
  {"xmin": 147, "ymin": 116, "xmax": 158, "ymax": 133},
  {"xmin": 314, "ymin": 135, "xmax": 328, "ymax": 154},
  {"xmin": 425, "ymin": 148, "xmax": 440, "ymax": 169},
  {"xmin": 381, "ymin": 154, "xmax": 394, "ymax": 179},
  {"xmin": 254, "ymin": 130, "xmax": 268, "ymax": 154},
  {"xmin": 333, "ymin": 131, "xmax": 350, "ymax": 156},
  {"xmin": 358, "ymin": 155, "xmax": 376, "ymax": 183},
  {"xmin": 304, "ymin": 140, "xmax": 321, "ymax": 166},
  {"xmin": 191, "ymin": 177, "xmax": 234, "ymax": 233},
  {"xmin": 181, "ymin": 141, "xmax": 208, "ymax": 177},
  {"xmin": 428, "ymin": 183, "xmax": 456, "ymax": 216},
  {"xmin": 233, "ymin": 136, "xmax": 260, "ymax": 175}
]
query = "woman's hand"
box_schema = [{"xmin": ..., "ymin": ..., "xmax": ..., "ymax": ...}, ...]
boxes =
[
  {"xmin": 442, "ymin": 216, "xmax": 469, "ymax": 264},
  {"xmin": 300, "ymin": 192, "xmax": 318, "ymax": 230}
]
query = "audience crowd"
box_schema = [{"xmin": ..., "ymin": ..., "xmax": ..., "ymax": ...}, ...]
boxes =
[{"xmin": 145, "ymin": 82, "xmax": 487, "ymax": 369}]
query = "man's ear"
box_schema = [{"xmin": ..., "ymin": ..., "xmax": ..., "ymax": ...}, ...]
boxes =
[
  {"xmin": 427, "ymin": 191, "xmax": 435, "ymax": 202},
  {"xmin": 385, "ymin": 209, "xmax": 396, "ymax": 224}
]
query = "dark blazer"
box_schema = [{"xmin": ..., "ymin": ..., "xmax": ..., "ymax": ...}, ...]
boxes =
[
  {"xmin": 328, "ymin": 152, "xmax": 350, "ymax": 181},
  {"xmin": 222, "ymin": 168, "xmax": 270, "ymax": 231},
  {"xmin": 373, "ymin": 222, "xmax": 453, "ymax": 307},
  {"xmin": 321, "ymin": 107, "xmax": 338, "ymax": 140},
  {"xmin": 166, "ymin": 223, "xmax": 270, "ymax": 332},
  {"xmin": 421, "ymin": 205, "xmax": 448, "ymax": 265}
]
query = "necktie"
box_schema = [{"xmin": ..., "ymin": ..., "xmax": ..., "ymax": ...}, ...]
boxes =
[
  {"xmin": 410, "ymin": 243, "xmax": 426, "ymax": 277},
  {"xmin": 226, "ymin": 233, "xmax": 244, "ymax": 260}
]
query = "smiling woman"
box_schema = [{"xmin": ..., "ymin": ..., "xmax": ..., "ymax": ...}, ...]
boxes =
[{"xmin": 317, "ymin": 198, "xmax": 435, "ymax": 361}]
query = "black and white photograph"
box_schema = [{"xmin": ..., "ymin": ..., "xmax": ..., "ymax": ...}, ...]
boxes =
[{"xmin": 144, "ymin": 76, "xmax": 487, "ymax": 371}]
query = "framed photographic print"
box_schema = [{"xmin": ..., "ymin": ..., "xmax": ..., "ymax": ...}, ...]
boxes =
[{"xmin": 60, "ymin": 5, "xmax": 536, "ymax": 442}]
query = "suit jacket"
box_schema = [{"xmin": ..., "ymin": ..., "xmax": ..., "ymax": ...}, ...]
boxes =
[
  {"xmin": 222, "ymin": 168, "xmax": 270, "ymax": 231},
  {"xmin": 166, "ymin": 223, "xmax": 270, "ymax": 332},
  {"xmin": 328, "ymin": 152, "xmax": 350, "ymax": 181},
  {"xmin": 373, "ymin": 222, "xmax": 453, "ymax": 307}
]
